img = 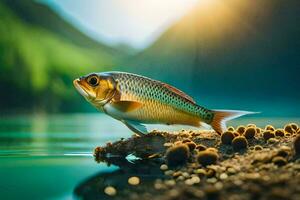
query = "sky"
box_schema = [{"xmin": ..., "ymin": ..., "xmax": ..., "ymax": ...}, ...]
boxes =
[{"xmin": 43, "ymin": 0, "xmax": 198, "ymax": 49}]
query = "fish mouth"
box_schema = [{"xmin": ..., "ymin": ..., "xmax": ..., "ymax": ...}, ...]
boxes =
[{"xmin": 73, "ymin": 79, "xmax": 90, "ymax": 98}]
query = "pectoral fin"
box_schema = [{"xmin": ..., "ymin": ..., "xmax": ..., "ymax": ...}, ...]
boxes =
[
  {"xmin": 112, "ymin": 101, "xmax": 143, "ymax": 112},
  {"xmin": 122, "ymin": 120, "xmax": 148, "ymax": 136}
]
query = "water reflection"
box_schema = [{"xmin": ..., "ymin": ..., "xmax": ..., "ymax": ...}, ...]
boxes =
[
  {"xmin": 0, "ymin": 114, "xmax": 299, "ymax": 199},
  {"xmin": 74, "ymin": 157, "xmax": 164, "ymax": 200}
]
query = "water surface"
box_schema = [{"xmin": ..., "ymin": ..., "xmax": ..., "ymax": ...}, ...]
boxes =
[{"xmin": 0, "ymin": 114, "xmax": 299, "ymax": 199}]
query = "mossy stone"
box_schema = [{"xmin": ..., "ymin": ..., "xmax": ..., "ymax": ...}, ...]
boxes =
[
  {"xmin": 263, "ymin": 130, "xmax": 275, "ymax": 141},
  {"xmin": 265, "ymin": 125, "xmax": 275, "ymax": 131},
  {"xmin": 221, "ymin": 131, "xmax": 235, "ymax": 145},
  {"xmin": 275, "ymin": 129, "xmax": 285, "ymax": 137},
  {"xmin": 244, "ymin": 127, "xmax": 256, "ymax": 139},
  {"xmin": 236, "ymin": 126, "xmax": 246, "ymax": 134},
  {"xmin": 284, "ymin": 124, "xmax": 294, "ymax": 134},
  {"xmin": 290, "ymin": 123, "xmax": 298, "ymax": 131},
  {"xmin": 197, "ymin": 150, "xmax": 219, "ymax": 167},
  {"xmin": 227, "ymin": 126, "xmax": 235, "ymax": 132},
  {"xmin": 232, "ymin": 136, "xmax": 248, "ymax": 151},
  {"xmin": 166, "ymin": 144, "xmax": 190, "ymax": 167}
]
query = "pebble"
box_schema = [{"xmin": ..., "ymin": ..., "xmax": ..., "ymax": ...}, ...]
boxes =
[
  {"xmin": 164, "ymin": 170, "xmax": 174, "ymax": 176},
  {"xmin": 163, "ymin": 142, "xmax": 173, "ymax": 147},
  {"xmin": 207, "ymin": 177, "xmax": 217, "ymax": 183},
  {"xmin": 154, "ymin": 182, "xmax": 164, "ymax": 190},
  {"xmin": 194, "ymin": 168, "xmax": 207, "ymax": 176},
  {"xmin": 164, "ymin": 179, "xmax": 176, "ymax": 186},
  {"xmin": 219, "ymin": 173, "xmax": 228, "ymax": 180},
  {"xmin": 128, "ymin": 176, "xmax": 140, "ymax": 185},
  {"xmin": 267, "ymin": 138, "xmax": 279, "ymax": 144},
  {"xmin": 184, "ymin": 178, "xmax": 194, "ymax": 185},
  {"xmin": 160, "ymin": 164, "xmax": 168, "ymax": 171},
  {"xmin": 191, "ymin": 176, "xmax": 201, "ymax": 184},
  {"xmin": 176, "ymin": 175, "xmax": 185, "ymax": 181},
  {"xmin": 168, "ymin": 189, "xmax": 179, "ymax": 198},
  {"xmin": 182, "ymin": 172, "xmax": 190, "ymax": 178},
  {"xmin": 214, "ymin": 182, "xmax": 223, "ymax": 190},
  {"xmin": 227, "ymin": 167, "xmax": 236, "ymax": 174},
  {"xmin": 104, "ymin": 186, "xmax": 117, "ymax": 196}
]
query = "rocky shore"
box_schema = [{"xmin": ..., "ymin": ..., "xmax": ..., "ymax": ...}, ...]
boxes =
[{"xmin": 76, "ymin": 123, "xmax": 300, "ymax": 200}]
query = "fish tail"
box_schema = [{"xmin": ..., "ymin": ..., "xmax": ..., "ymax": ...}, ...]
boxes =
[{"xmin": 209, "ymin": 109, "xmax": 258, "ymax": 134}]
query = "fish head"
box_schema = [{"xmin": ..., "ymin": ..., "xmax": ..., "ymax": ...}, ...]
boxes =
[{"xmin": 73, "ymin": 73, "xmax": 117, "ymax": 107}]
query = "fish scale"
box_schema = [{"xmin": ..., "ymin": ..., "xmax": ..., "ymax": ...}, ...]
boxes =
[
  {"xmin": 74, "ymin": 71, "xmax": 253, "ymax": 135},
  {"xmin": 108, "ymin": 72, "xmax": 213, "ymax": 124}
]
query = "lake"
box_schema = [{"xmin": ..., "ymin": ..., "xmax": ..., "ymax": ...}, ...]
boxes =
[{"xmin": 0, "ymin": 114, "xmax": 299, "ymax": 200}]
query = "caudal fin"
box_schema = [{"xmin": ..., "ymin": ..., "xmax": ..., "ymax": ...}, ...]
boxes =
[{"xmin": 210, "ymin": 110, "xmax": 258, "ymax": 134}]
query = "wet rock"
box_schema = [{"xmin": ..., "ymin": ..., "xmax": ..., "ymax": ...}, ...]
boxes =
[
  {"xmin": 227, "ymin": 126, "xmax": 235, "ymax": 132},
  {"xmin": 285, "ymin": 124, "xmax": 295, "ymax": 134},
  {"xmin": 160, "ymin": 164, "xmax": 168, "ymax": 171},
  {"xmin": 128, "ymin": 176, "xmax": 140, "ymax": 185},
  {"xmin": 166, "ymin": 144, "xmax": 190, "ymax": 167},
  {"xmin": 232, "ymin": 136, "xmax": 248, "ymax": 151},
  {"xmin": 263, "ymin": 130, "xmax": 275, "ymax": 141},
  {"xmin": 197, "ymin": 150, "xmax": 219, "ymax": 166},
  {"xmin": 104, "ymin": 186, "xmax": 117, "ymax": 196},
  {"xmin": 244, "ymin": 127, "xmax": 256, "ymax": 139},
  {"xmin": 221, "ymin": 131, "xmax": 235, "ymax": 145},
  {"xmin": 265, "ymin": 125, "xmax": 275, "ymax": 131},
  {"xmin": 275, "ymin": 129, "xmax": 285, "ymax": 137},
  {"xmin": 236, "ymin": 126, "xmax": 246, "ymax": 135}
]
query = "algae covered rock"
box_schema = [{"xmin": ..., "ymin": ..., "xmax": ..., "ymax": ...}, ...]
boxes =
[
  {"xmin": 232, "ymin": 136, "xmax": 248, "ymax": 151},
  {"xmin": 221, "ymin": 131, "xmax": 235, "ymax": 145},
  {"xmin": 166, "ymin": 144, "xmax": 190, "ymax": 167},
  {"xmin": 196, "ymin": 149, "xmax": 219, "ymax": 167}
]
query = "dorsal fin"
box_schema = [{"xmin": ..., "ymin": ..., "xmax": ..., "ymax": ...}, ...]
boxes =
[{"xmin": 162, "ymin": 83, "xmax": 196, "ymax": 103}]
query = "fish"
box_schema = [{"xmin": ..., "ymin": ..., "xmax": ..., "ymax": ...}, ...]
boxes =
[{"xmin": 73, "ymin": 71, "xmax": 255, "ymax": 135}]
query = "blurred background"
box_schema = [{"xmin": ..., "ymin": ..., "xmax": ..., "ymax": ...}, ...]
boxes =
[{"xmin": 0, "ymin": 0, "xmax": 299, "ymax": 115}]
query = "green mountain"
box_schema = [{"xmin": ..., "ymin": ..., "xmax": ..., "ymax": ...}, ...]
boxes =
[
  {"xmin": 127, "ymin": 0, "xmax": 300, "ymax": 116},
  {"xmin": 0, "ymin": 0, "xmax": 125, "ymax": 112}
]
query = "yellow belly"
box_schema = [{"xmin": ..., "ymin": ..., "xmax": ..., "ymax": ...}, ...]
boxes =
[{"xmin": 106, "ymin": 98, "xmax": 200, "ymax": 127}]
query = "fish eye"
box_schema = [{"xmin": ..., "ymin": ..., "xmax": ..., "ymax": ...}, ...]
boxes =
[{"xmin": 87, "ymin": 75, "xmax": 99, "ymax": 87}]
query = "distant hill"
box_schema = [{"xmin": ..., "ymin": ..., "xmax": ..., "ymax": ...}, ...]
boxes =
[
  {"xmin": 127, "ymin": 0, "xmax": 300, "ymax": 116},
  {"xmin": 0, "ymin": 0, "xmax": 126, "ymax": 112}
]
